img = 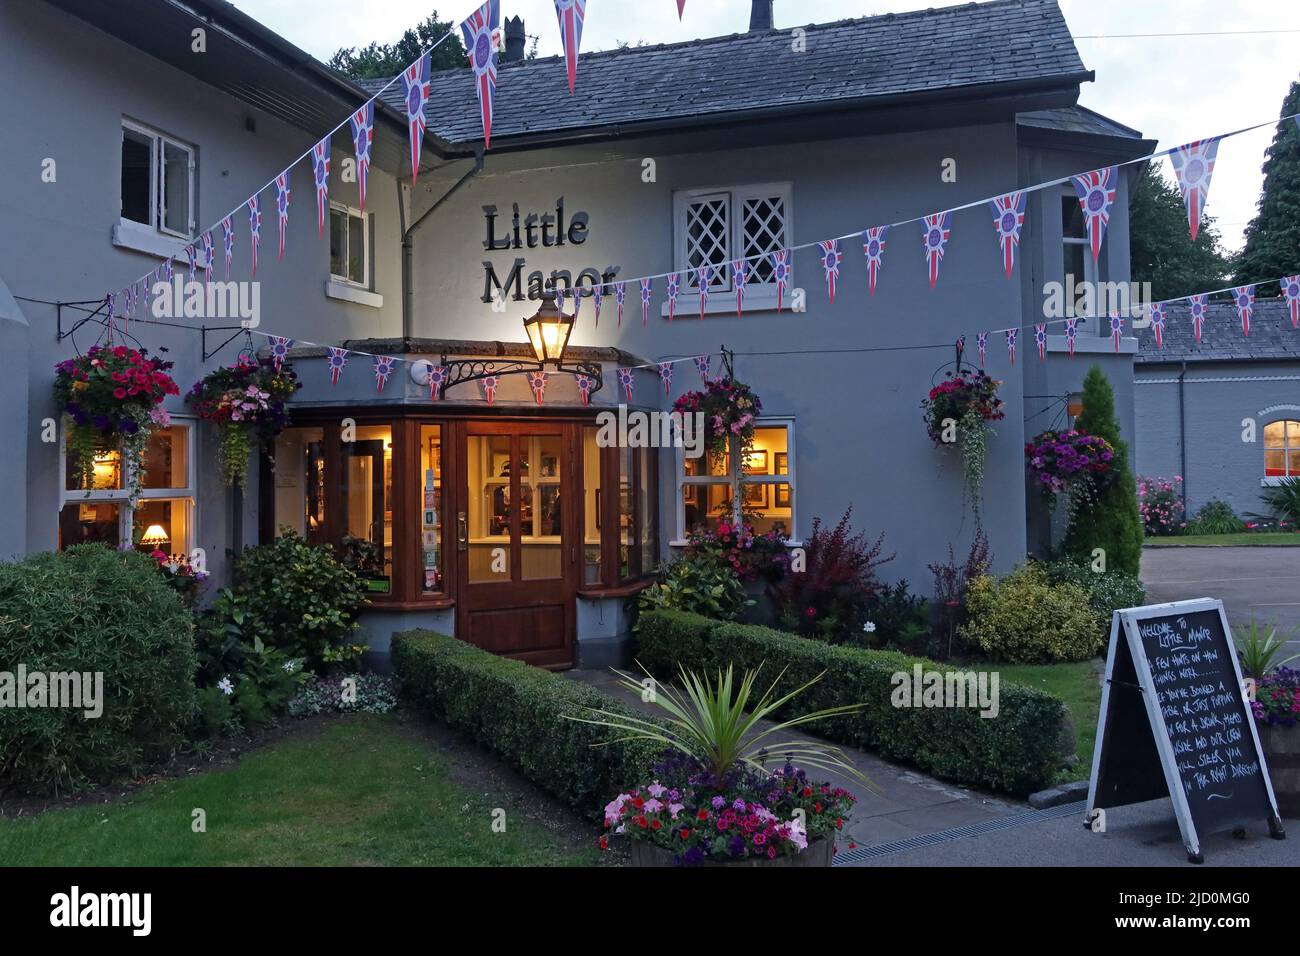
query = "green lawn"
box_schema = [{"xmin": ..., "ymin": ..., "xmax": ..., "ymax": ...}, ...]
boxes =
[
  {"xmin": 0, "ymin": 714, "xmax": 599, "ymax": 866},
  {"xmin": 998, "ymin": 661, "xmax": 1102, "ymax": 781},
  {"xmin": 1144, "ymin": 532, "xmax": 1300, "ymax": 547}
]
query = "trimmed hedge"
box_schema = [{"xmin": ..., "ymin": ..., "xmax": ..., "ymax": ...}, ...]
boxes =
[
  {"xmin": 635, "ymin": 610, "xmax": 1069, "ymax": 795},
  {"xmin": 391, "ymin": 630, "xmax": 662, "ymax": 818}
]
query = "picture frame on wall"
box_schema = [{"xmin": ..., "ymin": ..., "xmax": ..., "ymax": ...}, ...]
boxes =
[
  {"xmin": 775, "ymin": 484, "xmax": 790, "ymax": 508},
  {"xmin": 742, "ymin": 481, "xmax": 767, "ymax": 507},
  {"xmin": 774, "ymin": 452, "xmax": 788, "ymax": 475},
  {"xmin": 743, "ymin": 450, "xmax": 768, "ymax": 476}
]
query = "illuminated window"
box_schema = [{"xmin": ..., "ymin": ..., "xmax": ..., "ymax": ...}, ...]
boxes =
[
  {"xmin": 1264, "ymin": 420, "xmax": 1300, "ymax": 477},
  {"xmin": 418, "ymin": 425, "xmax": 444, "ymax": 594},
  {"xmin": 676, "ymin": 420, "xmax": 795, "ymax": 542}
]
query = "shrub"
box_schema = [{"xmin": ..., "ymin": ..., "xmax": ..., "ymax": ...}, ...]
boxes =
[
  {"xmin": 0, "ymin": 545, "xmax": 196, "ymax": 795},
  {"xmin": 201, "ymin": 530, "xmax": 369, "ymax": 671},
  {"xmin": 1039, "ymin": 556, "xmax": 1146, "ymax": 624},
  {"xmin": 391, "ymin": 630, "xmax": 663, "ymax": 818},
  {"xmin": 1137, "ymin": 475, "xmax": 1185, "ymax": 535},
  {"xmin": 1257, "ymin": 476, "xmax": 1300, "ymax": 526},
  {"xmin": 635, "ymin": 611, "xmax": 1068, "ymax": 795},
  {"xmin": 860, "ymin": 580, "xmax": 931, "ymax": 653},
  {"xmin": 192, "ymin": 632, "xmax": 307, "ymax": 736},
  {"xmin": 959, "ymin": 565, "xmax": 1103, "ymax": 664},
  {"xmin": 768, "ymin": 507, "xmax": 893, "ymax": 641},
  {"xmin": 1184, "ymin": 499, "xmax": 1245, "ymax": 535},
  {"xmin": 928, "ymin": 529, "xmax": 992, "ymax": 659},
  {"xmin": 637, "ymin": 551, "xmax": 752, "ymax": 622},
  {"xmin": 1063, "ymin": 366, "xmax": 1143, "ymax": 574}
]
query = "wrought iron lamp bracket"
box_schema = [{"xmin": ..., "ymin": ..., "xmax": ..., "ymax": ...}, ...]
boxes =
[{"xmin": 436, "ymin": 354, "xmax": 604, "ymax": 397}]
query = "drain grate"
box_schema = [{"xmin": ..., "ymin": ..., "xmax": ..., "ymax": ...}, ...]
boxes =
[{"xmin": 833, "ymin": 800, "xmax": 1086, "ymax": 866}]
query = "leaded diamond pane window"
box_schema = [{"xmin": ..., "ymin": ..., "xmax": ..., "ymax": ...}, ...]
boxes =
[
  {"xmin": 741, "ymin": 194, "xmax": 786, "ymax": 285},
  {"xmin": 685, "ymin": 195, "xmax": 729, "ymax": 290}
]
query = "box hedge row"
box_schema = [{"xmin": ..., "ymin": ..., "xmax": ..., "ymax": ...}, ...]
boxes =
[
  {"xmin": 391, "ymin": 629, "xmax": 663, "ymax": 818},
  {"xmin": 635, "ymin": 609, "xmax": 1071, "ymax": 795}
]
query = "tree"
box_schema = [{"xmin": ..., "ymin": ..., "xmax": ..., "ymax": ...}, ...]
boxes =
[
  {"xmin": 1063, "ymin": 365, "xmax": 1143, "ymax": 575},
  {"xmin": 1128, "ymin": 165, "xmax": 1231, "ymax": 301},
  {"xmin": 1234, "ymin": 78, "xmax": 1300, "ymax": 285},
  {"xmin": 329, "ymin": 9, "xmax": 468, "ymax": 79}
]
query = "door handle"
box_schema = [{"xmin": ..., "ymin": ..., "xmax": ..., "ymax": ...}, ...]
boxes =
[{"xmin": 457, "ymin": 512, "xmax": 468, "ymax": 552}]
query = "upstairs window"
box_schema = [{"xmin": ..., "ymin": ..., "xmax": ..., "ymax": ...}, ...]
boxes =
[
  {"xmin": 329, "ymin": 203, "xmax": 369, "ymax": 286},
  {"xmin": 1062, "ymin": 188, "xmax": 1099, "ymax": 333},
  {"xmin": 674, "ymin": 184, "xmax": 792, "ymax": 299},
  {"xmin": 121, "ymin": 120, "xmax": 195, "ymax": 238}
]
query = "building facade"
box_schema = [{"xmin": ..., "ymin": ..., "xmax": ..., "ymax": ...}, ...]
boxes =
[
  {"xmin": 1133, "ymin": 299, "xmax": 1300, "ymax": 519},
  {"xmin": 3, "ymin": 0, "xmax": 1150, "ymax": 670}
]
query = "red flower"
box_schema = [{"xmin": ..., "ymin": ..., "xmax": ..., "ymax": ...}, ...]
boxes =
[
  {"xmin": 636, "ymin": 815, "xmax": 648, "ymax": 829},
  {"xmin": 598, "ymin": 836, "xmax": 608, "ymax": 850},
  {"xmin": 649, "ymin": 819, "xmax": 662, "ymax": 830},
  {"xmin": 679, "ymin": 829, "xmax": 690, "ymax": 840},
  {"xmin": 697, "ymin": 809, "xmax": 709, "ymax": 821}
]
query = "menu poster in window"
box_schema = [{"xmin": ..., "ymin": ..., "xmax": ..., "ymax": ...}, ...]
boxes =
[{"xmin": 1086, "ymin": 599, "xmax": 1285, "ymax": 863}]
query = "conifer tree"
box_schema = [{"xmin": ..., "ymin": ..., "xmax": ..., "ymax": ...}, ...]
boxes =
[{"xmin": 1234, "ymin": 79, "xmax": 1300, "ymax": 285}]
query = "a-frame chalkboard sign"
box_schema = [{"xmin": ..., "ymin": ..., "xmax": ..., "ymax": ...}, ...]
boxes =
[{"xmin": 1086, "ymin": 598, "xmax": 1285, "ymax": 863}]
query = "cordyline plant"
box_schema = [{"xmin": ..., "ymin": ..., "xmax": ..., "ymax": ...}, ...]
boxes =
[{"xmin": 567, "ymin": 663, "xmax": 874, "ymax": 792}]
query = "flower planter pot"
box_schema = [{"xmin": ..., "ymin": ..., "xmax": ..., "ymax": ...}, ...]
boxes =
[
  {"xmin": 1260, "ymin": 723, "xmax": 1300, "ymax": 818},
  {"xmin": 629, "ymin": 837, "xmax": 833, "ymax": 868}
]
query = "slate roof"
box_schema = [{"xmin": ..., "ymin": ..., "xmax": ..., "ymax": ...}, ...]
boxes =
[
  {"xmin": 1134, "ymin": 299, "xmax": 1300, "ymax": 365},
  {"xmin": 1017, "ymin": 105, "xmax": 1143, "ymax": 139},
  {"xmin": 363, "ymin": 0, "xmax": 1090, "ymax": 147}
]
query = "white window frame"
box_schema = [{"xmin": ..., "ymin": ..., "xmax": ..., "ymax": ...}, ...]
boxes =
[
  {"xmin": 1263, "ymin": 419, "xmax": 1300, "ymax": 483},
  {"xmin": 329, "ymin": 201, "xmax": 370, "ymax": 288},
  {"xmin": 120, "ymin": 118, "xmax": 196, "ymax": 240},
  {"xmin": 672, "ymin": 418, "xmax": 797, "ymax": 545},
  {"xmin": 1061, "ymin": 185, "xmax": 1100, "ymax": 334},
  {"xmin": 669, "ymin": 182, "xmax": 792, "ymax": 315},
  {"xmin": 58, "ymin": 419, "xmax": 198, "ymax": 552}
]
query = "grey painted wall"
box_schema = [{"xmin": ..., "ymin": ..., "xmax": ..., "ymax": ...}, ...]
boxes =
[{"xmin": 1134, "ymin": 362, "xmax": 1300, "ymax": 518}]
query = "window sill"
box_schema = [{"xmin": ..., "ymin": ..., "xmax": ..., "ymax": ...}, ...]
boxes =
[
  {"xmin": 325, "ymin": 279, "xmax": 383, "ymax": 309},
  {"xmin": 362, "ymin": 597, "xmax": 455, "ymax": 611},
  {"xmin": 578, "ymin": 580, "xmax": 656, "ymax": 599},
  {"xmin": 1261, "ymin": 477, "xmax": 1296, "ymax": 488},
  {"xmin": 669, "ymin": 539, "xmax": 803, "ymax": 548},
  {"xmin": 1046, "ymin": 335, "xmax": 1137, "ymax": 356},
  {"xmin": 659, "ymin": 287, "xmax": 791, "ymax": 318},
  {"xmin": 112, "ymin": 219, "xmax": 187, "ymax": 260}
]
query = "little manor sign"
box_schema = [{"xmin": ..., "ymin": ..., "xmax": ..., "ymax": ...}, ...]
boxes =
[{"xmin": 480, "ymin": 198, "xmax": 621, "ymax": 304}]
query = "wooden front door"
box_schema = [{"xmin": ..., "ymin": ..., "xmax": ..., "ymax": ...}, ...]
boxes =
[{"xmin": 454, "ymin": 421, "xmax": 578, "ymax": 668}]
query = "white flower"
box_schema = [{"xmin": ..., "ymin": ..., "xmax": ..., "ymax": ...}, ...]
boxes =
[
  {"xmin": 217, "ymin": 676, "xmax": 234, "ymax": 696},
  {"xmin": 863, "ymin": 621, "xmax": 877, "ymax": 633},
  {"xmin": 786, "ymin": 815, "xmax": 808, "ymax": 851},
  {"xmin": 282, "ymin": 661, "xmax": 296, "ymax": 673}
]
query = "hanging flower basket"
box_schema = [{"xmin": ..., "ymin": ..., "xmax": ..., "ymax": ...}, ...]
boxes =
[
  {"xmin": 1025, "ymin": 428, "xmax": 1116, "ymax": 507},
  {"xmin": 54, "ymin": 345, "xmax": 180, "ymax": 501},
  {"xmin": 187, "ymin": 356, "xmax": 300, "ymax": 488},
  {"xmin": 921, "ymin": 371, "xmax": 1004, "ymax": 517},
  {"xmin": 672, "ymin": 378, "xmax": 762, "ymax": 462}
]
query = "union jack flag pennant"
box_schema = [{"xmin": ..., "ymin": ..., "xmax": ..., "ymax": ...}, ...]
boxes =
[
  {"xmin": 989, "ymin": 192, "xmax": 1026, "ymax": 278},
  {"xmin": 554, "ymin": 0, "xmax": 586, "ymax": 94},
  {"xmin": 1188, "ymin": 293, "xmax": 1208, "ymax": 343},
  {"xmin": 327, "ymin": 347, "xmax": 349, "ymax": 385},
  {"xmin": 1064, "ymin": 318, "xmax": 1078, "ymax": 357},
  {"xmin": 694, "ymin": 355, "xmax": 711, "ymax": 384},
  {"xmin": 1109, "ymin": 312, "xmax": 1124, "ymax": 352},
  {"xmin": 956, "ymin": 335, "xmax": 966, "ymax": 360},
  {"xmin": 921, "ymin": 213, "xmax": 952, "ymax": 288},
  {"xmin": 373, "ymin": 355, "xmax": 396, "ymax": 392},
  {"xmin": 862, "ymin": 226, "xmax": 887, "ymax": 295},
  {"xmin": 427, "ymin": 363, "xmax": 448, "ymax": 400},
  {"xmin": 527, "ymin": 370, "xmax": 547, "ymax": 405},
  {"xmin": 676, "ymin": 0, "xmax": 685, "ymax": 18},
  {"xmin": 977, "ymin": 331, "xmax": 988, "ymax": 368},
  {"xmin": 201, "ymin": 231, "xmax": 215, "ymax": 291},
  {"xmin": 275, "ymin": 170, "xmax": 291, "ymax": 260},
  {"xmin": 1149, "ymin": 302, "xmax": 1167, "ymax": 349},
  {"xmin": 770, "ymin": 249, "xmax": 792, "ymax": 311},
  {"xmin": 818, "ymin": 239, "xmax": 842, "ymax": 303},
  {"xmin": 555, "ymin": 287, "xmax": 566, "ymax": 314},
  {"xmin": 593, "ymin": 283, "xmax": 603, "ymax": 327},
  {"xmin": 696, "ymin": 265, "xmax": 711, "ymax": 318},
  {"xmin": 311, "ymin": 137, "xmax": 330, "ymax": 238},
  {"xmin": 122, "ymin": 285, "xmax": 135, "ymax": 321},
  {"xmin": 221, "ymin": 216, "xmax": 234, "ymax": 279},
  {"xmin": 1281, "ymin": 276, "xmax": 1300, "ymax": 329},
  {"xmin": 161, "ymin": 256, "xmax": 174, "ymax": 285},
  {"xmin": 1169, "ymin": 138, "xmax": 1220, "ymax": 242},
  {"xmin": 481, "ymin": 374, "xmax": 499, "ymax": 406},
  {"xmin": 658, "ymin": 362, "xmax": 673, "ymax": 395},
  {"xmin": 615, "ymin": 281, "xmax": 627, "ymax": 327},
  {"xmin": 666, "ymin": 272, "xmax": 680, "ymax": 322},
  {"xmin": 461, "ymin": 2, "xmax": 501, "ymax": 150},
  {"xmin": 639, "ymin": 278, "xmax": 652, "ymax": 326},
  {"xmin": 1005, "ymin": 329, "xmax": 1018, "ymax": 365},
  {"xmin": 401, "ymin": 52, "xmax": 431, "ymax": 182},
  {"xmin": 572, "ymin": 288, "xmax": 582, "ymax": 320},
  {"xmin": 247, "ymin": 196, "xmax": 262, "ymax": 276},
  {"xmin": 1035, "ymin": 323, "xmax": 1047, "ymax": 361},
  {"xmin": 617, "ymin": 367, "xmax": 635, "ymax": 402},
  {"xmin": 574, "ymin": 373, "xmax": 593, "ymax": 406},
  {"xmin": 731, "ymin": 259, "xmax": 747, "ymax": 316},
  {"xmin": 105, "ymin": 293, "xmax": 115, "ymax": 342},
  {"xmin": 349, "ymin": 101, "xmax": 374, "ymax": 212},
  {"xmin": 1234, "ymin": 284, "xmax": 1256, "ymax": 336},
  {"xmin": 185, "ymin": 244, "xmax": 197, "ymax": 282},
  {"xmin": 1071, "ymin": 166, "xmax": 1118, "ymax": 263}
]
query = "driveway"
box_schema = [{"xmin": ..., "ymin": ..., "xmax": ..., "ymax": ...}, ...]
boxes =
[{"xmin": 1141, "ymin": 546, "xmax": 1300, "ymax": 661}]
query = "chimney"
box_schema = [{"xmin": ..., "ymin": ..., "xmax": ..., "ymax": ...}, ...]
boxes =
[
  {"xmin": 503, "ymin": 15, "xmax": 526, "ymax": 63},
  {"xmin": 749, "ymin": 0, "xmax": 774, "ymax": 32}
]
